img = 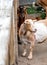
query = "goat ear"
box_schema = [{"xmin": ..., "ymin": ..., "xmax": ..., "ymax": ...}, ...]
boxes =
[
  {"xmin": 32, "ymin": 28, "xmax": 37, "ymax": 33},
  {"xmin": 34, "ymin": 29, "xmax": 37, "ymax": 32},
  {"xmin": 33, "ymin": 20, "xmax": 37, "ymax": 22}
]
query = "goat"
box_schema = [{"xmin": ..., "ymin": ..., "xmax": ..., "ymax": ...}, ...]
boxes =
[{"xmin": 19, "ymin": 19, "xmax": 36, "ymax": 59}]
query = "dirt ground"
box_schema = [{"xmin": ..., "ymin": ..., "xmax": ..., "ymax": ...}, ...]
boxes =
[{"xmin": 18, "ymin": 39, "xmax": 47, "ymax": 65}]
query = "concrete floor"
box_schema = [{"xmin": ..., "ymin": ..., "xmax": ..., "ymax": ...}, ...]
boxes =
[{"xmin": 18, "ymin": 39, "xmax": 47, "ymax": 65}]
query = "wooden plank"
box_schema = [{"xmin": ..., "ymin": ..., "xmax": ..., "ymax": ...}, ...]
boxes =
[{"xmin": 13, "ymin": 0, "xmax": 18, "ymax": 65}]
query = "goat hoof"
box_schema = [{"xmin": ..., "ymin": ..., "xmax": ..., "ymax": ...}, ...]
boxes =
[
  {"xmin": 22, "ymin": 52, "xmax": 26, "ymax": 57},
  {"xmin": 27, "ymin": 55, "xmax": 32, "ymax": 60}
]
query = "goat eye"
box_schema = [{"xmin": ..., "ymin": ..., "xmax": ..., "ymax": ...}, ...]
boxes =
[{"xmin": 26, "ymin": 21, "xmax": 28, "ymax": 22}]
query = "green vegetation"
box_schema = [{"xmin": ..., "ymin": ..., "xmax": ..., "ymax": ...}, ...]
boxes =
[
  {"xmin": 26, "ymin": 7, "xmax": 37, "ymax": 14},
  {"xmin": 26, "ymin": 6, "xmax": 46, "ymax": 19},
  {"xmin": 40, "ymin": 13, "xmax": 46, "ymax": 19}
]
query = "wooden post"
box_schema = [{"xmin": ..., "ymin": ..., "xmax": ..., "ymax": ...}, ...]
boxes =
[
  {"xmin": 13, "ymin": 0, "xmax": 18, "ymax": 65},
  {"xmin": 9, "ymin": 0, "xmax": 18, "ymax": 65}
]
